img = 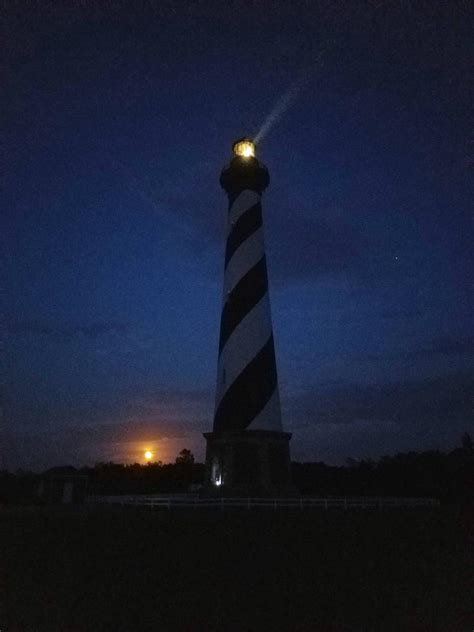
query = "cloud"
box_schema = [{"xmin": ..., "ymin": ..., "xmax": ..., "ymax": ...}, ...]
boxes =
[
  {"xmin": 8, "ymin": 373, "xmax": 472, "ymax": 470},
  {"xmin": 6, "ymin": 319, "xmax": 130, "ymax": 342},
  {"xmin": 12, "ymin": 421, "xmax": 205, "ymax": 472},
  {"xmin": 286, "ymin": 372, "xmax": 474, "ymax": 427},
  {"xmin": 291, "ymin": 415, "xmax": 470, "ymax": 464},
  {"xmin": 335, "ymin": 336, "xmax": 474, "ymax": 364},
  {"xmin": 284, "ymin": 372, "xmax": 473, "ymax": 462},
  {"xmin": 380, "ymin": 309, "xmax": 424, "ymax": 321},
  {"xmin": 8, "ymin": 387, "xmax": 213, "ymax": 471},
  {"xmin": 336, "ymin": 307, "xmax": 424, "ymax": 326},
  {"xmin": 415, "ymin": 336, "xmax": 474, "ymax": 357},
  {"xmin": 359, "ymin": 335, "xmax": 474, "ymax": 363}
]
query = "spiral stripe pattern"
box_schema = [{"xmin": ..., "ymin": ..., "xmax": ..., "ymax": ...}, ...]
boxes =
[{"xmin": 214, "ymin": 189, "xmax": 282, "ymax": 432}]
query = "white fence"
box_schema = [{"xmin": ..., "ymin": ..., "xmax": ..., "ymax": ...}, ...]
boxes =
[{"xmin": 87, "ymin": 495, "xmax": 440, "ymax": 510}]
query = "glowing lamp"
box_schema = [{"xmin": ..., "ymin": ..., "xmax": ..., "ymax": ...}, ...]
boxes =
[
  {"xmin": 211, "ymin": 459, "xmax": 223, "ymax": 486},
  {"xmin": 233, "ymin": 139, "xmax": 255, "ymax": 159}
]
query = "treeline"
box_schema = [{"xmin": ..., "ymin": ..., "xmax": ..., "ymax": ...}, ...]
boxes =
[
  {"xmin": 0, "ymin": 438, "xmax": 472, "ymax": 504},
  {"xmin": 84, "ymin": 454, "xmax": 205, "ymax": 496},
  {"xmin": 0, "ymin": 449, "xmax": 205, "ymax": 503},
  {"xmin": 293, "ymin": 444, "xmax": 473, "ymax": 503}
]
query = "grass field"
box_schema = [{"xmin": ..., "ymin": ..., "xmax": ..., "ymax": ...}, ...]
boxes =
[{"xmin": 1, "ymin": 506, "xmax": 472, "ymax": 631}]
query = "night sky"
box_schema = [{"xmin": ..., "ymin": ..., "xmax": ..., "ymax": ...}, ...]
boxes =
[{"xmin": 2, "ymin": 1, "xmax": 473, "ymax": 470}]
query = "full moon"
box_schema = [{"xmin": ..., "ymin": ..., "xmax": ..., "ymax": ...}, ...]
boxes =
[{"xmin": 144, "ymin": 450, "xmax": 153, "ymax": 461}]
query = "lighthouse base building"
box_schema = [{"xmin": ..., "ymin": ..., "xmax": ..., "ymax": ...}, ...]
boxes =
[
  {"xmin": 204, "ymin": 430, "xmax": 292, "ymax": 496},
  {"xmin": 203, "ymin": 140, "xmax": 293, "ymax": 496}
]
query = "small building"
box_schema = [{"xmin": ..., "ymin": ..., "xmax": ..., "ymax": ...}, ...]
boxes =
[{"xmin": 38, "ymin": 466, "xmax": 88, "ymax": 504}]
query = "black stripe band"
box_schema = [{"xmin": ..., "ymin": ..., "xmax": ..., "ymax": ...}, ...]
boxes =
[
  {"xmin": 224, "ymin": 202, "xmax": 262, "ymax": 269},
  {"xmin": 218, "ymin": 256, "xmax": 268, "ymax": 354},
  {"xmin": 214, "ymin": 335, "xmax": 277, "ymax": 431}
]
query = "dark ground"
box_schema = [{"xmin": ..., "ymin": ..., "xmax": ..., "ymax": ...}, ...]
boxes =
[{"xmin": 0, "ymin": 506, "xmax": 472, "ymax": 631}]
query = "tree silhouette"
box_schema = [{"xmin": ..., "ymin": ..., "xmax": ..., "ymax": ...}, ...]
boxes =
[
  {"xmin": 461, "ymin": 432, "xmax": 473, "ymax": 453},
  {"xmin": 175, "ymin": 449, "xmax": 195, "ymax": 465}
]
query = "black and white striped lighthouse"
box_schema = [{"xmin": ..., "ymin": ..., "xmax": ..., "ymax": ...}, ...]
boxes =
[{"xmin": 204, "ymin": 139, "xmax": 292, "ymax": 495}]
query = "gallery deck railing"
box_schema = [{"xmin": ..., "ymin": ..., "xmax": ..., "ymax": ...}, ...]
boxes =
[{"xmin": 87, "ymin": 495, "xmax": 440, "ymax": 509}]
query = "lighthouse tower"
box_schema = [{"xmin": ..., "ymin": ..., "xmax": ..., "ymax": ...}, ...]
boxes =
[{"xmin": 204, "ymin": 139, "xmax": 292, "ymax": 495}]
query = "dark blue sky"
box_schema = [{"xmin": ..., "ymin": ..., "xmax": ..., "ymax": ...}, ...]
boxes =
[{"xmin": 2, "ymin": 1, "xmax": 473, "ymax": 469}]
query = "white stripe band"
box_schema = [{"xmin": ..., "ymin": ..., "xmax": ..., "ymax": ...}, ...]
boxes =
[
  {"xmin": 223, "ymin": 227, "xmax": 265, "ymax": 297},
  {"xmin": 215, "ymin": 293, "xmax": 273, "ymax": 410},
  {"xmin": 247, "ymin": 387, "xmax": 282, "ymax": 431},
  {"xmin": 228, "ymin": 190, "xmax": 261, "ymax": 227}
]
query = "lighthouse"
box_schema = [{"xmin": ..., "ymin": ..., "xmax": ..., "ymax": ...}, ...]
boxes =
[{"xmin": 204, "ymin": 139, "xmax": 292, "ymax": 495}]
